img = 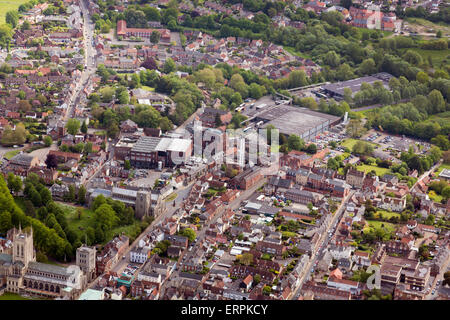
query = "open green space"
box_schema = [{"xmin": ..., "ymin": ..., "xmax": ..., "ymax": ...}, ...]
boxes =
[
  {"xmin": 0, "ymin": 0, "xmax": 28, "ymax": 24},
  {"xmin": 141, "ymin": 85, "xmax": 155, "ymax": 92},
  {"xmin": 405, "ymin": 17, "xmax": 450, "ymax": 34},
  {"xmin": 164, "ymin": 192, "xmax": 178, "ymax": 202},
  {"xmin": 356, "ymin": 164, "xmax": 391, "ymax": 176},
  {"xmin": 341, "ymin": 138, "xmax": 377, "ymax": 150},
  {"xmin": 341, "ymin": 138, "xmax": 359, "ymax": 150},
  {"xmin": 58, "ymin": 202, "xmax": 144, "ymax": 244},
  {"xmin": 364, "ymin": 220, "xmax": 396, "ymax": 234},
  {"xmin": 57, "ymin": 202, "xmax": 95, "ymax": 237},
  {"xmin": 0, "ymin": 292, "xmax": 37, "ymax": 300},
  {"xmin": 436, "ymin": 163, "xmax": 450, "ymax": 176},
  {"xmin": 428, "ymin": 191, "xmax": 443, "ymax": 203},
  {"xmin": 400, "ymin": 47, "xmax": 449, "ymax": 67},
  {"xmin": 375, "ymin": 210, "xmax": 401, "ymax": 219},
  {"xmin": 283, "ymin": 46, "xmax": 311, "ymax": 59},
  {"xmin": 3, "ymin": 149, "xmax": 20, "ymax": 160}
]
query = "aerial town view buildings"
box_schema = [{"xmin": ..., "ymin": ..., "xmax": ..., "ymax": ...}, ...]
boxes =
[{"xmin": 0, "ymin": 0, "xmax": 448, "ymax": 304}]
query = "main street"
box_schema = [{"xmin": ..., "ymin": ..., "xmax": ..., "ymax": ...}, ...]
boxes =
[
  {"xmin": 290, "ymin": 190, "xmax": 355, "ymax": 299},
  {"xmin": 62, "ymin": 0, "xmax": 97, "ymax": 123}
]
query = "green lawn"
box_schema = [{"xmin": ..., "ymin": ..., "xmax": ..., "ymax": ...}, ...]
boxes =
[
  {"xmin": 356, "ymin": 164, "xmax": 391, "ymax": 177},
  {"xmin": 283, "ymin": 46, "xmax": 311, "ymax": 59},
  {"xmin": 0, "ymin": 0, "xmax": 29, "ymax": 24},
  {"xmin": 0, "ymin": 293, "xmax": 35, "ymax": 300},
  {"xmin": 341, "ymin": 138, "xmax": 359, "ymax": 150},
  {"xmin": 164, "ymin": 192, "xmax": 178, "ymax": 202},
  {"xmin": 341, "ymin": 138, "xmax": 377, "ymax": 150},
  {"xmin": 58, "ymin": 202, "xmax": 144, "ymax": 244},
  {"xmin": 436, "ymin": 163, "xmax": 450, "ymax": 176},
  {"xmin": 428, "ymin": 191, "xmax": 443, "ymax": 203},
  {"xmin": 108, "ymin": 221, "xmax": 143, "ymax": 242},
  {"xmin": 58, "ymin": 203, "xmax": 96, "ymax": 239},
  {"xmin": 141, "ymin": 85, "xmax": 155, "ymax": 92},
  {"xmin": 375, "ymin": 210, "xmax": 400, "ymax": 219},
  {"xmin": 4, "ymin": 149, "xmax": 20, "ymax": 160},
  {"xmin": 364, "ymin": 220, "xmax": 396, "ymax": 234}
]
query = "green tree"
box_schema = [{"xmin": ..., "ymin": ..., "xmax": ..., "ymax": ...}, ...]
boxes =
[
  {"xmin": 0, "ymin": 25, "xmax": 13, "ymax": 49},
  {"xmin": 91, "ymin": 194, "xmax": 107, "ymax": 211},
  {"xmin": 43, "ymin": 135, "xmax": 52, "ymax": 147},
  {"xmin": 346, "ymin": 119, "xmax": 366, "ymax": 138},
  {"xmin": 93, "ymin": 204, "xmax": 119, "ymax": 232},
  {"xmin": 179, "ymin": 228, "xmax": 196, "ymax": 243},
  {"xmin": 287, "ymin": 134, "xmax": 304, "ymax": 151},
  {"xmin": 163, "ymin": 58, "xmax": 176, "ymax": 74},
  {"xmin": 21, "ymin": 20, "xmax": 31, "ymax": 31},
  {"xmin": 239, "ymin": 253, "xmax": 254, "ymax": 266},
  {"xmin": 5, "ymin": 11, "xmax": 18, "ymax": 28},
  {"xmin": 353, "ymin": 141, "xmax": 374, "ymax": 156},
  {"xmin": 80, "ymin": 121, "xmax": 88, "ymax": 134},
  {"xmin": 7, "ymin": 173, "xmax": 22, "ymax": 195},
  {"xmin": 0, "ymin": 210, "xmax": 12, "ymax": 234},
  {"xmin": 358, "ymin": 58, "xmax": 376, "ymax": 75},
  {"xmin": 99, "ymin": 86, "xmax": 115, "ymax": 103},
  {"xmin": 150, "ymin": 30, "xmax": 160, "ymax": 44},
  {"xmin": 67, "ymin": 184, "xmax": 76, "ymax": 202},
  {"xmin": 78, "ymin": 185, "xmax": 86, "ymax": 205},
  {"xmin": 124, "ymin": 159, "xmax": 131, "ymax": 170},
  {"xmin": 66, "ymin": 119, "xmax": 81, "ymax": 135}
]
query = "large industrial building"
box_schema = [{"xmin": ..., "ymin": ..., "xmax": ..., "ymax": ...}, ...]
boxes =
[
  {"xmin": 255, "ymin": 105, "xmax": 341, "ymax": 141},
  {"xmin": 122, "ymin": 136, "xmax": 192, "ymax": 169},
  {"xmin": 321, "ymin": 72, "xmax": 393, "ymax": 99}
]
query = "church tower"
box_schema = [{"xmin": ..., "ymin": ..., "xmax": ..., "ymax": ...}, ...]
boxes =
[
  {"xmin": 135, "ymin": 190, "xmax": 150, "ymax": 220},
  {"xmin": 12, "ymin": 226, "xmax": 36, "ymax": 267}
]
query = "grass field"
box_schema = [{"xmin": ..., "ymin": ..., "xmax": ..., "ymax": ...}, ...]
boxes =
[
  {"xmin": 428, "ymin": 191, "xmax": 443, "ymax": 203},
  {"xmin": 364, "ymin": 220, "xmax": 396, "ymax": 234},
  {"xmin": 356, "ymin": 164, "xmax": 391, "ymax": 177},
  {"xmin": 375, "ymin": 210, "xmax": 400, "ymax": 219},
  {"xmin": 141, "ymin": 85, "xmax": 155, "ymax": 91},
  {"xmin": 400, "ymin": 47, "xmax": 449, "ymax": 67},
  {"xmin": 436, "ymin": 163, "xmax": 450, "ymax": 176},
  {"xmin": 0, "ymin": 293, "xmax": 35, "ymax": 300},
  {"xmin": 58, "ymin": 202, "xmax": 143, "ymax": 244},
  {"xmin": 340, "ymin": 138, "xmax": 376, "ymax": 150},
  {"xmin": 341, "ymin": 138, "xmax": 360, "ymax": 150},
  {"xmin": 283, "ymin": 46, "xmax": 311, "ymax": 59},
  {"xmin": 0, "ymin": 0, "xmax": 28, "ymax": 24},
  {"xmin": 4, "ymin": 149, "xmax": 20, "ymax": 160},
  {"xmin": 405, "ymin": 17, "xmax": 450, "ymax": 34},
  {"xmin": 58, "ymin": 202, "xmax": 95, "ymax": 238}
]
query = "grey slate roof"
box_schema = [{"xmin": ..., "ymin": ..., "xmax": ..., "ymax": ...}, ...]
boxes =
[{"xmin": 27, "ymin": 261, "xmax": 70, "ymax": 276}]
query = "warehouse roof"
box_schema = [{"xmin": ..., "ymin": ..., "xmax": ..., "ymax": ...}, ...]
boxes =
[
  {"xmin": 259, "ymin": 106, "xmax": 340, "ymax": 139},
  {"xmin": 131, "ymin": 136, "xmax": 162, "ymax": 153},
  {"xmin": 321, "ymin": 72, "xmax": 393, "ymax": 97}
]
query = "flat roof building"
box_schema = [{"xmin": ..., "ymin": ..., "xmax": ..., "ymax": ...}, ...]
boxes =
[
  {"xmin": 129, "ymin": 136, "xmax": 192, "ymax": 169},
  {"xmin": 321, "ymin": 72, "xmax": 393, "ymax": 99},
  {"xmin": 256, "ymin": 105, "xmax": 341, "ymax": 141}
]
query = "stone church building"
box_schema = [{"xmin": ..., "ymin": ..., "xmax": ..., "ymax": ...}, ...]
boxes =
[{"xmin": 0, "ymin": 227, "xmax": 85, "ymax": 299}]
